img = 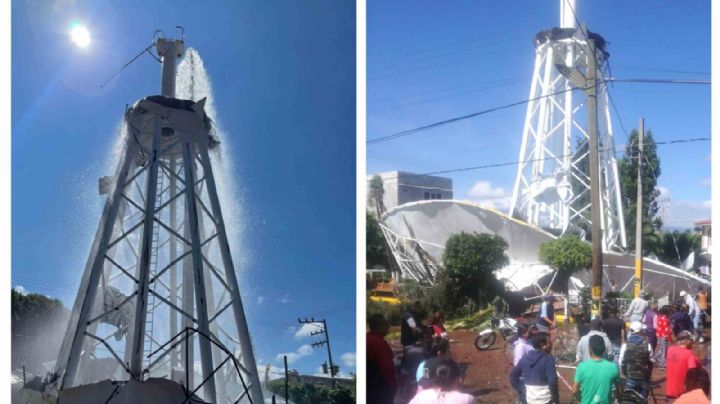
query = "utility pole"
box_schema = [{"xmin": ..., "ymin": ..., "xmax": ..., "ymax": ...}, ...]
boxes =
[
  {"xmin": 586, "ymin": 37, "xmax": 603, "ymax": 319},
  {"xmin": 284, "ymin": 355, "xmax": 289, "ymax": 404},
  {"xmin": 298, "ymin": 317, "xmax": 337, "ymax": 387},
  {"xmin": 634, "ymin": 118, "xmax": 644, "ymax": 298}
]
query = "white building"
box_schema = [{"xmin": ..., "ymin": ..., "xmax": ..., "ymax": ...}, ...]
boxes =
[{"xmin": 367, "ymin": 171, "xmax": 452, "ymax": 215}]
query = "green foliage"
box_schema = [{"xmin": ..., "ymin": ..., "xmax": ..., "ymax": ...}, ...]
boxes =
[
  {"xmin": 266, "ymin": 380, "xmax": 355, "ymax": 404},
  {"xmin": 539, "ymin": 235, "xmax": 591, "ymax": 293},
  {"xmin": 368, "ymin": 175, "xmax": 385, "ymax": 217},
  {"xmin": 656, "ymin": 230, "xmax": 701, "ymax": 267},
  {"xmin": 11, "ymin": 289, "xmax": 70, "ymax": 368},
  {"xmin": 366, "ymin": 299, "xmax": 403, "ymax": 326},
  {"xmin": 444, "ymin": 308, "xmax": 493, "ymax": 332},
  {"xmin": 366, "ymin": 212, "xmax": 389, "ymax": 269},
  {"xmin": 441, "ymin": 232, "xmax": 509, "ymax": 309},
  {"xmin": 619, "ymin": 129, "xmax": 662, "ymax": 253}
]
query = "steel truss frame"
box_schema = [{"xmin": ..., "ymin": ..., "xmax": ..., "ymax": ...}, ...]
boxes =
[
  {"xmin": 508, "ymin": 31, "xmax": 626, "ymax": 251},
  {"xmin": 52, "ymin": 99, "xmax": 262, "ymax": 403}
]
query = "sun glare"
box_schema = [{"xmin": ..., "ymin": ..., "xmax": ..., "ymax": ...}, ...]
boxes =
[{"xmin": 70, "ymin": 22, "xmax": 91, "ymax": 48}]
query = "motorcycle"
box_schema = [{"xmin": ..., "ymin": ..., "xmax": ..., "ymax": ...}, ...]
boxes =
[{"xmin": 474, "ymin": 317, "xmax": 518, "ymax": 351}]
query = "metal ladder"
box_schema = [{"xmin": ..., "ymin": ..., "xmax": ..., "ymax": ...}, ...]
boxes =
[{"xmin": 143, "ymin": 165, "xmax": 166, "ymax": 368}]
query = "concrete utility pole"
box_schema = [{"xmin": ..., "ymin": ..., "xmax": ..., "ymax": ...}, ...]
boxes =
[
  {"xmin": 298, "ymin": 318, "xmax": 338, "ymax": 387},
  {"xmin": 634, "ymin": 118, "xmax": 645, "ymax": 298},
  {"xmin": 586, "ymin": 37, "xmax": 603, "ymax": 318}
]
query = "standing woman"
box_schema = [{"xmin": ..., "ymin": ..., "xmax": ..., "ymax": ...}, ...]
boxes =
[
  {"xmin": 652, "ymin": 305, "xmax": 672, "ymax": 369},
  {"xmin": 409, "ymin": 358, "xmax": 476, "ymax": 404},
  {"xmin": 643, "ymin": 301, "xmax": 658, "ymax": 351}
]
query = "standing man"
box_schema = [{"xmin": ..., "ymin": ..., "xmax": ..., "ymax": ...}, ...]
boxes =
[
  {"xmin": 537, "ymin": 295, "xmax": 556, "ymax": 334},
  {"xmin": 695, "ymin": 287, "xmax": 708, "ymax": 343},
  {"xmin": 400, "ymin": 301, "xmax": 423, "ymax": 347},
  {"xmin": 624, "ymin": 290, "xmax": 649, "ymax": 323},
  {"xmin": 680, "ymin": 290, "xmax": 699, "ymax": 338},
  {"xmin": 601, "ymin": 306, "xmax": 625, "ymax": 363},
  {"xmin": 618, "ymin": 322, "xmax": 653, "ymax": 399},
  {"xmin": 665, "ymin": 331, "xmax": 701, "ymax": 400},
  {"xmin": 367, "ymin": 314, "xmax": 397, "ymax": 404},
  {"xmin": 575, "ymin": 319, "xmax": 613, "ymax": 363},
  {"xmin": 509, "ymin": 332, "xmax": 559, "ymax": 404},
  {"xmin": 573, "ymin": 335, "xmax": 619, "ymax": 404}
]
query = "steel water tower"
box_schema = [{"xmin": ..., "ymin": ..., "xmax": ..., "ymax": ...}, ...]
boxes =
[
  {"xmin": 47, "ymin": 32, "xmax": 263, "ymax": 403},
  {"xmin": 508, "ymin": 0, "xmax": 626, "ymax": 251}
]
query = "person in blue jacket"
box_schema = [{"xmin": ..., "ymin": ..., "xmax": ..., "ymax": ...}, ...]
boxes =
[{"xmin": 509, "ymin": 332, "xmax": 559, "ymax": 404}]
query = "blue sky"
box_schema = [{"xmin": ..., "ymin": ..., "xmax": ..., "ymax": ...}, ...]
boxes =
[
  {"xmin": 367, "ymin": 0, "xmax": 710, "ymax": 230},
  {"xmin": 12, "ymin": 0, "xmax": 355, "ymax": 377}
]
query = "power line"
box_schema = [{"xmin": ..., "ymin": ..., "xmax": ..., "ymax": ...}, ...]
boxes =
[
  {"xmin": 371, "ymin": 137, "xmax": 709, "ymax": 180},
  {"xmin": 606, "ymin": 78, "xmax": 711, "ymax": 85},
  {"xmin": 367, "ymin": 86, "xmax": 584, "ymax": 145},
  {"xmin": 367, "ymin": 78, "xmax": 709, "ymax": 145}
]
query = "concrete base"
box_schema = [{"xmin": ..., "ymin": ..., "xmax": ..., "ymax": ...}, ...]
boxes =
[{"xmin": 57, "ymin": 378, "xmax": 207, "ymax": 404}]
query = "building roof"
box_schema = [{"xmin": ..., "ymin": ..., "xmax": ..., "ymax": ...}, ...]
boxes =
[{"xmin": 694, "ymin": 219, "xmax": 711, "ymax": 226}]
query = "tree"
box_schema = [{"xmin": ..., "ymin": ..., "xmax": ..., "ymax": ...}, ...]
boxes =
[
  {"xmin": 11, "ymin": 289, "xmax": 70, "ymax": 369},
  {"xmin": 619, "ymin": 129, "xmax": 662, "ymax": 254},
  {"xmin": 366, "ymin": 212, "xmax": 388, "ymax": 269},
  {"xmin": 441, "ymin": 232, "xmax": 509, "ymax": 308},
  {"xmin": 538, "ymin": 235, "xmax": 592, "ymax": 294},
  {"xmin": 656, "ymin": 230, "xmax": 701, "ymax": 267},
  {"xmin": 367, "ymin": 175, "xmax": 385, "ymax": 218}
]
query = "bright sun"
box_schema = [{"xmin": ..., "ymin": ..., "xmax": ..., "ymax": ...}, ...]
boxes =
[{"xmin": 70, "ymin": 21, "xmax": 91, "ymax": 48}]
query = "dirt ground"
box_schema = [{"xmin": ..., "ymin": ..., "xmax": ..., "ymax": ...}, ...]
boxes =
[{"xmin": 390, "ymin": 328, "xmax": 711, "ymax": 403}]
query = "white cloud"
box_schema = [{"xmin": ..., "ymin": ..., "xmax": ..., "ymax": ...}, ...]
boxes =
[
  {"xmin": 277, "ymin": 293, "xmax": 292, "ymax": 304},
  {"xmin": 294, "ymin": 322, "xmax": 323, "ymax": 339},
  {"xmin": 14, "ymin": 286, "xmax": 27, "ymax": 295},
  {"xmin": 655, "ymin": 187, "xmax": 710, "ymax": 229},
  {"xmin": 341, "ymin": 352, "xmax": 356, "ymax": 368},
  {"xmin": 257, "ymin": 296, "xmax": 266, "ymax": 305},
  {"xmin": 466, "ymin": 180, "xmax": 512, "ymax": 211},
  {"xmin": 275, "ymin": 344, "xmax": 314, "ymax": 364},
  {"xmin": 662, "ymin": 199, "xmax": 711, "ymax": 229}
]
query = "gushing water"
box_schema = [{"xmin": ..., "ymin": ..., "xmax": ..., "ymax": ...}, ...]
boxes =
[{"xmin": 176, "ymin": 48, "xmax": 249, "ymax": 276}]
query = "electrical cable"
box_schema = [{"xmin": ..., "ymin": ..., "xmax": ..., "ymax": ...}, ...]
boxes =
[
  {"xmin": 100, "ymin": 43, "xmax": 159, "ymax": 89},
  {"xmin": 372, "ymin": 137, "xmax": 708, "ymax": 181},
  {"xmin": 368, "ymin": 77, "xmax": 708, "ymax": 145}
]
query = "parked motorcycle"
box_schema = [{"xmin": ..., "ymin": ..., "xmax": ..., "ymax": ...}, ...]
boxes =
[{"xmin": 474, "ymin": 317, "xmax": 518, "ymax": 356}]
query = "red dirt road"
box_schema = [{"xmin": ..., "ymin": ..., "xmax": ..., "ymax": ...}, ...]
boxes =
[{"xmin": 391, "ymin": 329, "xmax": 711, "ymax": 403}]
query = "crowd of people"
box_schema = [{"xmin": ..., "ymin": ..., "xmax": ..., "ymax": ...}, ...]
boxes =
[
  {"xmin": 509, "ymin": 289, "xmax": 709, "ymax": 403},
  {"xmin": 368, "ymin": 288, "xmax": 710, "ymax": 403}
]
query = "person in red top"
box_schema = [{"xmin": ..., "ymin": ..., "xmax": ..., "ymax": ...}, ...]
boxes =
[
  {"xmin": 652, "ymin": 305, "xmax": 672, "ymax": 368},
  {"xmin": 430, "ymin": 312, "xmax": 448, "ymax": 339},
  {"xmin": 367, "ymin": 314, "xmax": 397, "ymax": 404},
  {"xmin": 665, "ymin": 331, "xmax": 701, "ymax": 399}
]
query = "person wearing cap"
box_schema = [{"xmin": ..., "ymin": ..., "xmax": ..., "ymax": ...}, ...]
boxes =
[
  {"xmin": 409, "ymin": 358, "xmax": 476, "ymax": 404},
  {"xmin": 624, "ymin": 290, "xmax": 648, "ymax": 323},
  {"xmin": 618, "ymin": 321, "xmax": 653, "ymax": 399},
  {"xmin": 665, "ymin": 330, "xmax": 701, "ymax": 399},
  {"xmin": 680, "ymin": 290, "xmax": 700, "ymax": 336},
  {"xmin": 575, "ymin": 318, "xmax": 613, "ymax": 363}
]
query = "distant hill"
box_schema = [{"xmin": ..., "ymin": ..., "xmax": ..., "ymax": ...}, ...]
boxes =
[{"xmin": 11, "ymin": 289, "xmax": 70, "ymax": 372}]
